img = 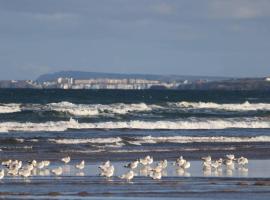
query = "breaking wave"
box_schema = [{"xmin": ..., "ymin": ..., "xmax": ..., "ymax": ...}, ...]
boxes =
[
  {"xmin": 1, "ymin": 117, "xmax": 270, "ymax": 132},
  {"xmin": 0, "ymin": 103, "xmax": 21, "ymax": 114},
  {"xmin": 2, "ymin": 101, "xmax": 270, "ymax": 117},
  {"xmin": 48, "ymin": 135, "xmax": 270, "ymax": 145},
  {"xmin": 172, "ymin": 101, "xmax": 270, "ymax": 111},
  {"xmin": 46, "ymin": 101, "xmax": 154, "ymax": 116},
  {"xmin": 131, "ymin": 135, "xmax": 270, "ymax": 144},
  {"xmin": 48, "ymin": 137, "xmax": 122, "ymax": 144}
]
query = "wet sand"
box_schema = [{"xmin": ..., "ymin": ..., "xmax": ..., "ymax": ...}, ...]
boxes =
[{"xmin": 1, "ymin": 159, "xmax": 270, "ymax": 199}]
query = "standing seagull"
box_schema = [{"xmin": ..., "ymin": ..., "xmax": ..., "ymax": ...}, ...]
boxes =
[
  {"xmin": 125, "ymin": 160, "xmax": 139, "ymax": 169},
  {"xmin": 100, "ymin": 166, "xmax": 114, "ymax": 178},
  {"xmin": 51, "ymin": 167, "xmax": 63, "ymax": 176},
  {"xmin": 158, "ymin": 160, "xmax": 167, "ymax": 169},
  {"xmin": 149, "ymin": 171, "xmax": 162, "ymax": 180},
  {"xmin": 76, "ymin": 160, "xmax": 85, "ymax": 170},
  {"xmin": 61, "ymin": 156, "xmax": 71, "ymax": 164},
  {"xmin": 120, "ymin": 170, "xmax": 135, "ymax": 181},
  {"xmin": 99, "ymin": 161, "xmax": 111, "ymax": 171},
  {"xmin": 175, "ymin": 156, "xmax": 186, "ymax": 167}
]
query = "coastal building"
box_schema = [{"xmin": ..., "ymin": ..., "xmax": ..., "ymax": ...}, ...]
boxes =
[{"xmin": 26, "ymin": 77, "xmax": 185, "ymax": 90}]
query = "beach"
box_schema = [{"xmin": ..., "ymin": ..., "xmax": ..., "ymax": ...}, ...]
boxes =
[{"xmin": 1, "ymin": 89, "xmax": 270, "ymax": 199}]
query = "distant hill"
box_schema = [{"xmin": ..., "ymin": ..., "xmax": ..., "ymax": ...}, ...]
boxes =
[{"xmin": 36, "ymin": 71, "xmax": 229, "ymax": 82}]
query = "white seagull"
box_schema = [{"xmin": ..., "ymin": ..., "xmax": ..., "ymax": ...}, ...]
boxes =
[
  {"xmin": 125, "ymin": 160, "xmax": 139, "ymax": 169},
  {"xmin": 120, "ymin": 170, "xmax": 135, "ymax": 181},
  {"xmin": 76, "ymin": 160, "xmax": 85, "ymax": 170},
  {"xmin": 61, "ymin": 156, "xmax": 71, "ymax": 164},
  {"xmin": 51, "ymin": 167, "xmax": 63, "ymax": 176}
]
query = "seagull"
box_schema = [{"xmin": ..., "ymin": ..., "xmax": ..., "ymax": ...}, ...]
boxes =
[
  {"xmin": 7, "ymin": 168, "xmax": 18, "ymax": 176},
  {"xmin": 146, "ymin": 156, "xmax": 153, "ymax": 165},
  {"xmin": 19, "ymin": 169, "xmax": 31, "ymax": 178},
  {"xmin": 211, "ymin": 161, "xmax": 219, "ymax": 169},
  {"xmin": 158, "ymin": 160, "xmax": 167, "ymax": 169},
  {"xmin": 0, "ymin": 169, "xmax": 4, "ymax": 179},
  {"xmin": 61, "ymin": 156, "xmax": 71, "ymax": 164},
  {"xmin": 43, "ymin": 160, "xmax": 50, "ymax": 167},
  {"xmin": 125, "ymin": 160, "xmax": 139, "ymax": 169},
  {"xmin": 175, "ymin": 156, "xmax": 186, "ymax": 167},
  {"xmin": 99, "ymin": 161, "xmax": 111, "ymax": 171},
  {"xmin": 237, "ymin": 156, "xmax": 248, "ymax": 166},
  {"xmin": 1, "ymin": 160, "xmax": 12, "ymax": 166},
  {"xmin": 75, "ymin": 160, "xmax": 85, "ymax": 170},
  {"xmin": 8, "ymin": 160, "xmax": 22, "ymax": 171},
  {"xmin": 99, "ymin": 162, "xmax": 115, "ymax": 178},
  {"xmin": 201, "ymin": 156, "xmax": 211, "ymax": 162},
  {"xmin": 225, "ymin": 159, "xmax": 234, "ymax": 166},
  {"xmin": 225, "ymin": 159, "xmax": 235, "ymax": 170},
  {"xmin": 37, "ymin": 161, "xmax": 45, "ymax": 169},
  {"xmin": 182, "ymin": 161, "xmax": 191, "ymax": 169},
  {"xmin": 100, "ymin": 167, "xmax": 114, "ymax": 178},
  {"xmin": 203, "ymin": 161, "xmax": 211, "ymax": 168},
  {"xmin": 149, "ymin": 171, "xmax": 162, "ymax": 180},
  {"xmin": 51, "ymin": 167, "xmax": 63, "ymax": 176},
  {"xmin": 120, "ymin": 170, "xmax": 135, "ymax": 181},
  {"xmin": 151, "ymin": 165, "xmax": 163, "ymax": 173},
  {"xmin": 30, "ymin": 160, "xmax": 37, "ymax": 167},
  {"xmin": 226, "ymin": 154, "xmax": 235, "ymax": 160},
  {"xmin": 139, "ymin": 157, "xmax": 149, "ymax": 166},
  {"xmin": 217, "ymin": 158, "xmax": 223, "ymax": 166}
]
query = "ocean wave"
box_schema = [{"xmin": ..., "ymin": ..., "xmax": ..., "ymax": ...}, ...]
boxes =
[
  {"xmin": 46, "ymin": 101, "xmax": 154, "ymax": 116},
  {"xmin": 48, "ymin": 137, "xmax": 122, "ymax": 144},
  {"xmin": 0, "ymin": 103, "xmax": 21, "ymax": 114},
  {"xmin": 48, "ymin": 135, "xmax": 270, "ymax": 146},
  {"xmin": 172, "ymin": 101, "xmax": 270, "ymax": 111},
  {"xmin": 2, "ymin": 101, "xmax": 270, "ymax": 117},
  {"xmin": 132, "ymin": 135, "xmax": 270, "ymax": 144},
  {"xmin": 1, "ymin": 117, "xmax": 270, "ymax": 132}
]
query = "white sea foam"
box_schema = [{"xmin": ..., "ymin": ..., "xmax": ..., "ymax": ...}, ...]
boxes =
[
  {"xmin": 49, "ymin": 137, "xmax": 122, "ymax": 144},
  {"xmin": 0, "ymin": 103, "xmax": 21, "ymax": 113},
  {"xmin": 0, "ymin": 117, "xmax": 270, "ymax": 132},
  {"xmin": 132, "ymin": 135, "xmax": 270, "ymax": 144},
  {"xmin": 172, "ymin": 101, "xmax": 270, "ymax": 111},
  {"xmin": 47, "ymin": 101, "xmax": 153, "ymax": 116},
  {"xmin": 3, "ymin": 101, "xmax": 270, "ymax": 117},
  {"xmin": 76, "ymin": 118, "xmax": 270, "ymax": 130},
  {"xmin": 48, "ymin": 135, "xmax": 270, "ymax": 147}
]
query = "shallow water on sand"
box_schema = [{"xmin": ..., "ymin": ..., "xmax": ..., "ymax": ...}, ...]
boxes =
[{"xmin": 1, "ymin": 160, "xmax": 270, "ymax": 199}]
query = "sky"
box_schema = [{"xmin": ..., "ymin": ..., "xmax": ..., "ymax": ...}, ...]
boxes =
[{"xmin": 0, "ymin": 0, "xmax": 270, "ymax": 80}]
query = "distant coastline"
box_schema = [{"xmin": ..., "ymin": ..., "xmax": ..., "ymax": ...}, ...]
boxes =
[{"xmin": 0, "ymin": 71, "xmax": 270, "ymax": 90}]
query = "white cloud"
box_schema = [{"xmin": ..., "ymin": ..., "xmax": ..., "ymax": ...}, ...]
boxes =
[{"xmin": 208, "ymin": 0, "xmax": 270, "ymax": 19}]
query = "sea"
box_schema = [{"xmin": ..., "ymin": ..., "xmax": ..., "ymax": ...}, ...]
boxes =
[{"xmin": 1, "ymin": 89, "xmax": 270, "ymax": 199}]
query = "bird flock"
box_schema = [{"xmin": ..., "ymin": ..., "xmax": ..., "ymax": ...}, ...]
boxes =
[{"xmin": 0, "ymin": 154, "xmax": 248, "ymax": 181}]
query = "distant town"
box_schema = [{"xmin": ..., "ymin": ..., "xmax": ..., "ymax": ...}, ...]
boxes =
[
  {"xmin": 0, "ymin": 77, "xmax": 191, "ymax": 89},
  {"xmin": 0, "ymin": 71, "xmax": 270, "ymax": 90}
]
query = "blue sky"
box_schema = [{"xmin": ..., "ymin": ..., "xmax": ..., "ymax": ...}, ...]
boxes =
[{"xmin": 0, "ymin": 0, "xmax": 270, "ymax": 80}]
